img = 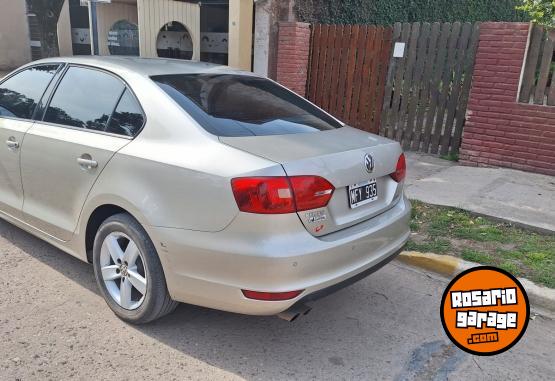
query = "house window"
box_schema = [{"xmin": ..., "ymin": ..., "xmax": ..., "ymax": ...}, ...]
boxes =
[{"xmin": 108, "ymin": 20, "xmax": 139, "ymax": 56}]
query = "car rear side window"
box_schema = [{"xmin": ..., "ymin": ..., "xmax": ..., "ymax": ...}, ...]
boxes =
[
  {"xmin": 0, "ymin": 65, "xmax": 60, "ymax": 120},
  {"xmin": 44, "ymin": 66, "xmax": 125, "ymax": 131},
  {"xmin": 106, "ymin": 89, "xmax": 144, "ymax": 137},
  {"xmin": 151, "ymin": 74, "xmax": 342, "ymax": 137}
]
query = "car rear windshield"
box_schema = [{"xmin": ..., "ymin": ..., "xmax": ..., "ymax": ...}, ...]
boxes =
[{"xmin": 151, "ymin": 74, "xmax": 343, "ymax": 137}]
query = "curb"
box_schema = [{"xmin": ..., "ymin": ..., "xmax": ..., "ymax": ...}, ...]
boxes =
[{"xmin": 397, "ymin": 251, "xmax": 555, "ymax": 313}]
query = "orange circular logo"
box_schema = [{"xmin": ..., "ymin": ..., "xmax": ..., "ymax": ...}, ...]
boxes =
[{"xmin": 440, "ymin": 267, "xmax": 529, "ymax": 356}]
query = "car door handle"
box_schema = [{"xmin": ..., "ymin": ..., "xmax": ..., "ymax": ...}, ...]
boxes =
[
  {"xmin": 77, "ymin": 157, "xmax": 98, "ymax": 169},
  {"xmin": 6, "ymin": 139, "xmax": 19, "ymax": 149}
]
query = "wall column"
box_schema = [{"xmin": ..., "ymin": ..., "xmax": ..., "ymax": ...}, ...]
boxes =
[
  {"xmin": 0, "ymin": 0, "xmax": 31, "ymax": 70},
  {"xmin": 57, "ymin": 0, "xmax": 73, "ymax": 57},
  {"xmin": 253, "ymin": 0, "xmax": 271, "ymax": 76},
  {"xmin": 228, "ymin": 0, "xmax": 253, "ymax": 70},
  {"xmin": 460, "ymin": 22, "xmax": 555, "ymax": 176},
  {"xmin": 276, "ymin": 21, "xmax": 311, "ymax": 96}
]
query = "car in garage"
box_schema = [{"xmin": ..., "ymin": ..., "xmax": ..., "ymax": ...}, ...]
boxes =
[{"xmin": 0, "ymin": 57, "xmax": 410, "ymax": 323}]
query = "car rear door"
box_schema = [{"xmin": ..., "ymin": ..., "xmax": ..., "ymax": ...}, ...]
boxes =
[
  {"xmin": 0, "ymin": 64, "xmax": 61, "ymax": 220},
  {"xmin": 20, "ymin": 65, "xmax": 142, "ymax": 241}
]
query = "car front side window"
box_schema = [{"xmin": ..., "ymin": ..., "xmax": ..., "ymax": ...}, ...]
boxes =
[{"xmin": 0, "ymin": 65, "xmax": 60, "ymax": 120}]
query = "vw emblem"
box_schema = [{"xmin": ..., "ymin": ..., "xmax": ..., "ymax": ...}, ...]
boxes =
[{"xmin": 364, "ymin": 154, "xmax": 374, "ymax": 173}]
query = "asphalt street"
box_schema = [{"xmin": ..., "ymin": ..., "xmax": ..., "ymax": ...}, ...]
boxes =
[{"xmin": 1, "ymin": 218, "xmax": 554, "ymax": 380}]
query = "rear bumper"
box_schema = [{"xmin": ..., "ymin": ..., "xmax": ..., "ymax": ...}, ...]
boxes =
[
  {"xmin": 147, "ymin": 196, "xmax": 411, "ymax": 316},
  {"xmin": 297, "ymin": 246, "xmax": 402, "ymax": 304}
]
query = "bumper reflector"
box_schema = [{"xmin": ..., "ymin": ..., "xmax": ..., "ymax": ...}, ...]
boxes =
[{"xmin": 241, "ymin": 289, "xmax": 304, "ymax": 301}]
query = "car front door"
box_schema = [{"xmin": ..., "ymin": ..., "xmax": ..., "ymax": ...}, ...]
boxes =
[
  {"xmin": 0, "ymin": 65, "xmax": 61, "ymax": 220},
  {"xmin": 20, "ymin": 65, "xmax": 138, "ymax": 241}
]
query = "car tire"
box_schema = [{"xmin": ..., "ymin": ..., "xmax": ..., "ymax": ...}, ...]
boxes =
[{"xmin": 92, "ymin": 213, "xmax": 178, "ymax": 324}]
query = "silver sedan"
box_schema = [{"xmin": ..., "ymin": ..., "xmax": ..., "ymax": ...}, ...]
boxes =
[{"xmin": 0, "ymin": 57, "xmax": 410, "ymax": 323}]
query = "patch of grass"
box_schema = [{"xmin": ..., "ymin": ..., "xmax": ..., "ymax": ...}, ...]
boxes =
[
  {"xmin": 496, "ymin": 249, "xmax": 523, "ymax": 260},
  {"xmin": 409, "ymin": 202, "xmax": 555, "ymax": 288},
  {"xmin": 440, "ymin": 153, "xmax": 459, "ymax": 162},
  {"xmin": 525, "ymin": 252, "xmax": 549, "ymax": 265},
  {"xmin": 498, "ymin": 261, "xmax": 521, "ymax": 277},
  {"xmin": 536, "ymin": 272, "xmax": 555, "ymax": 289},
  {"xmin": 461, "ymin": 249, "xmax": 492, "ymax": 264},
  {"xmin": 410, "ymin": 220, "xmax": 421, "ymax": 232},
  {"xmin": 453, "ymin": 224, "xmax": 509, "ymax": 243},
  {"xmin": 425, "ymin": 207, "xmax": 513, "ymax": 243},
  {"xmin": 406, "ymin": 238, "xmax": 452, "ymax": 254}
]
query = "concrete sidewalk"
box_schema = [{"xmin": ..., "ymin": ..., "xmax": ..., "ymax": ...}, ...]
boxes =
[{"xmin": 405, "ymin": 152, "xmax": 555, "ymax": 233}]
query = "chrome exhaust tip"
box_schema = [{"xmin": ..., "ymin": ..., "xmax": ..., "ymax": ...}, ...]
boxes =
[{"xmin": 277, "ymin": 303, "xmax": 312, "ymax": 322}]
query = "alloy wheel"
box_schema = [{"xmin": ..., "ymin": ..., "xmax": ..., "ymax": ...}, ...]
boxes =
[{"xmin": 100, "ymin": 232, "xmax": 147, "ymax": 310}]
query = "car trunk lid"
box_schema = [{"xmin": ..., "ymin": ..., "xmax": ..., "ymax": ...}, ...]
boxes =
[{"xmin": 220, "ymin": 127, "xmax": 404, "ymax": 236}]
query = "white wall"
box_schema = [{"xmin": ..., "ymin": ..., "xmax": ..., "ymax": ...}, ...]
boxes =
[
  {"xmin": 137, "ymin": 0, "xmax": 200, "ymax": 60},
  {"xmin": 0, "ymin": 0, "xmax": 31, "ymax": 70}
]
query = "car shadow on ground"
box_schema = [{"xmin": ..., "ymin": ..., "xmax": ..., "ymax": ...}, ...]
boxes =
[
  {"xmin": 0, "ymin": 218, "xmax": 450, "ymax": 380},
  {"xmin": 0, "ymin": 219, "xmax": 100, "ymax": 295}
]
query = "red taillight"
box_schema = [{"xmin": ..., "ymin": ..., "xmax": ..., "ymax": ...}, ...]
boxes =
[
  {"xmin": 231, "ymin": 177, "xmax": 295, "ymax": 214},
  {"xmin": 242, "ymin": 289, "xmax": 304, "ymax": 301},
  {"xmin": 290, "ymin": 176, "xmax": 335, "ymax": 212},
  {"xmin": 390, "ymin": 154, "xmax": 406, "ymax": 183},
  {"xmin": 231, "ymin": 176, "xmax": 335, "ymax": 214}
]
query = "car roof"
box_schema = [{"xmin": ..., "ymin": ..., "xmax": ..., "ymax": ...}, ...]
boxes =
[{"xmin": 28, "ymin": 56, "xmax": 252, "ymax": 77}]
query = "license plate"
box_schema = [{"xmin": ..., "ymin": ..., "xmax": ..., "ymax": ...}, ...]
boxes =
[{"xmin": 348, "ymin": 179, "xmax": 378, "ymax": 209}]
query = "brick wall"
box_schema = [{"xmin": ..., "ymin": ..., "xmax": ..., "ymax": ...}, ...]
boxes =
[
  {"xmin": 276, "ymin": 22, "xmax": 311, "ymax": 97},
  {"xmin": 460, "ymin": 22, "xmax": 555, "ymax": 176}
]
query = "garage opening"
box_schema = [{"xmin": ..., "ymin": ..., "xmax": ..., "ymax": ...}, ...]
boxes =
[{"xmin": 156, "ymin": 21, "xmax": 193, "ymax": 60}]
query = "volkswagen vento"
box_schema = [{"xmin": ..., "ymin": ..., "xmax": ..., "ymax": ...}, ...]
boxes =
[{"xmin": 0, "ymin": 57, "xmax": 410, "ymax": 323}]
